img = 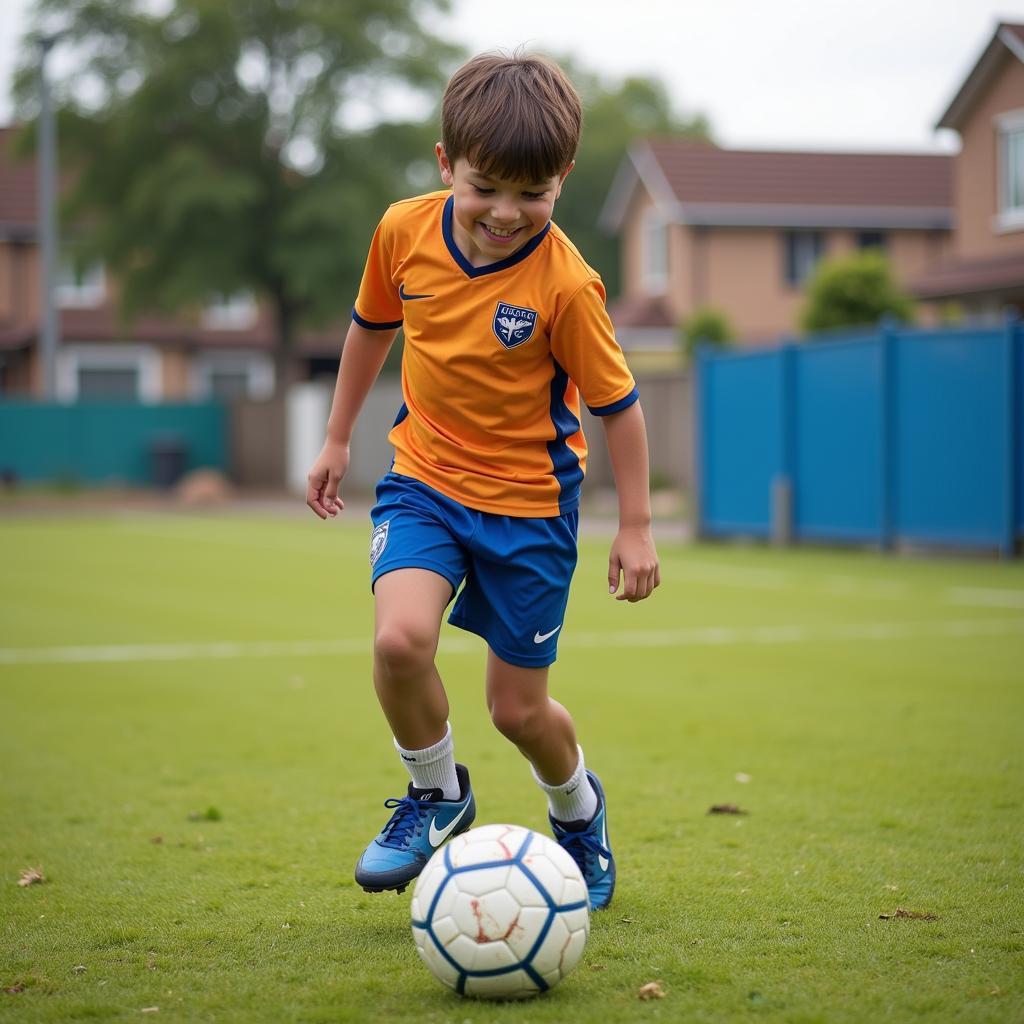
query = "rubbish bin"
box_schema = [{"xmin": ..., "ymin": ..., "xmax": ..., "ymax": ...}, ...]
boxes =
[{"xmin": 150, "ymin": 435, "xmax": 188, "ymax": 488}]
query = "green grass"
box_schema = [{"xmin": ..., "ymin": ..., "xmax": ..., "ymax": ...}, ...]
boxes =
[{"xmin": 1, "ymin": 512, "xmax": 1023, "ymax": 1023}]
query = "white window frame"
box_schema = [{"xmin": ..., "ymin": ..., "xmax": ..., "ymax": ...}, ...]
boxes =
[
  {"xmin": 56, "ymin": 252, "xmax": 106, "ymax": 308},
  {"xmin": 641, "ymin": 208, "xmax": 669, "ymax": 295},
  {"xmin": 994, "ymin": 109, "xmax": 1024, "ymax": 233},
  {"xmin": 190, "ymin": 350, "xmax": 275, "ymax": 401},
  {"xmin": 201, "ymin": 290, "xmax": 259, "ymax": 330},
  {"xmin": 56, "ymin": 343, "xmax": 162, "ymax": 403}
]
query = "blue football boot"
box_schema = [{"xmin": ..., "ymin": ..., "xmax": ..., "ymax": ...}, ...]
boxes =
[
  {"xmin": 549, "ymin": 770, "xmax": 615, "ymax": 911},
  {"xmin": 355, "ymin": 763, "xmax": 475, "ymax": 894}
]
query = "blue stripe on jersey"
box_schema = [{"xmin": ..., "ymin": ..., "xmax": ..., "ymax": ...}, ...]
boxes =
[
  {"xmin": 441, "ymin": 195, "xmax": 551, "ymax": 279},
  {"xmin": 587, "ymin": 387, "xmax": 640, "ymax": 417},
  {"xmin": 352, "ymin": 307, "xmax": 403, "ymax": 331},
  {"xmin": 547, "ymin": 360, "xmax": 584, "ymax": 514},
  {"xmin": 386, "ymin": 403, "xmax": 409, "ymax": 471}
]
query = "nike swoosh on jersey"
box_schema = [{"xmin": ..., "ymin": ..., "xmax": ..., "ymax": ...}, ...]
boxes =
[
  {"xmin": 599, "ymin": 818, "xmax": 610, "ymax": 871},
  {"xmin": 428, "ymin": 803, "xmax": 469, "ymax": 847},
  {"xmin": 533, "ymin": 625, "xmax": 562, "ymax": 644},
  {"xmin": 399, "ymin": 283, "xmax": 434, "ymax": 300}
]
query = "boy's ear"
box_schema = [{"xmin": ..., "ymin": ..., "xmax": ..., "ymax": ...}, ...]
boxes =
[
  {"xmin": 554, "ymin": 160, "xmax": 575, "ymax": 198},
  {"xmin": 436, "ymin": 142, "xmax": 454, "ymax": 187}
]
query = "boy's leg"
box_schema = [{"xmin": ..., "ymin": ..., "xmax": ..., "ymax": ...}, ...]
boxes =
[
  {"xmin": 485, "ymin": 650, "xmax": 614, "ymax": 910},
  {"xmin": 355, "ymin": 567, "xmax": 476, "ymax": 893},
  {"xmin": 373, "ymin": 567, "xmax": 455, "ymax": 775},
  {"xmin": 484, "ymin": 652, "xmax": 578, "ymax": 792}
]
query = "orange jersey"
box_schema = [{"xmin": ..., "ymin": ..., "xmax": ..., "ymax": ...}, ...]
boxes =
[{"xmin": 353, "ymin": 190, "xmax": 638, "ymax": 517}]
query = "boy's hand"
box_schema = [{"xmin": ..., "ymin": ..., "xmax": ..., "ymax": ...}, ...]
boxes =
[
  {"xmin": 608, "ymin": 525, "xmax": 661, "ymax": 602},
  {"xmin": 306, "ymin": 441, "xmax": 350, "ymax": 520}
]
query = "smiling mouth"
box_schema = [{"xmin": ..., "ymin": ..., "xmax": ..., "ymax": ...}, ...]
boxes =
[{"xmin": 479, "ymin": 223, "xmax": 522, "ymax": 242}]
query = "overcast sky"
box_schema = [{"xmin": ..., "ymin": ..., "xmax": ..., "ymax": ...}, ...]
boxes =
[{"xmin": 1, "ymin": 0, "xmax": 1021, "ymax": 153}]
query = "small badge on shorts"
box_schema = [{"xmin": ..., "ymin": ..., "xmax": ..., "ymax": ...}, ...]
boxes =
[
  {"xmin": 369, "ymin": 521, "xmax": 390, "ymax": 567},
  {"xmin": 492, "ymin": 302, "xmax": 538, "ymax": 349}
]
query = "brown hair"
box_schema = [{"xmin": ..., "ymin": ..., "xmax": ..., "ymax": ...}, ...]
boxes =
[{"xmin": 441, "ymin": 51, "xmax": 582, "ymax": 184}]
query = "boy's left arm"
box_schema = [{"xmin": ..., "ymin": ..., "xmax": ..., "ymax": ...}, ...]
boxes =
[{"xmin": 601, "ymin": 400, "xmax": 661, "ymax": 602}]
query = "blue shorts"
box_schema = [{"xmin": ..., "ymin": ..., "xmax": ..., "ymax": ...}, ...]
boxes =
[{"xmin": 369, "ymin": 473, "xmax": 578, "ymax": 668}]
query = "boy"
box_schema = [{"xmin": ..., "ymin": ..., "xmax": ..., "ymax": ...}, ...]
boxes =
[{"xmin": 306, "ymin": 52, "xmax": 659, "ymax": 911}]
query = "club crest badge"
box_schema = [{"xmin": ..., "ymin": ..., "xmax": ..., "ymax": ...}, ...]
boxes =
[
  {"xmin": 492, "ymin": 302, "xmax": 538, "ymax": 349},
  {"xmin": 369, "ymin": 521, "xmax": 389, "ymax": 567}
]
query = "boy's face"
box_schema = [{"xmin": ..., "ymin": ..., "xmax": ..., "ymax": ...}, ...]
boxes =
[{"xmin": 436, "ymin": 145, "xmax": 573, "ymax": 266}]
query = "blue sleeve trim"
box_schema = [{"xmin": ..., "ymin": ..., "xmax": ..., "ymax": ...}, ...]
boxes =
[
  {"xmin": 588, "ymin": 387, "xmax": 640, "ymax": 417},
  {"xmin": 352, "ymin": 307, "xmax": 403, "ymax": 331}
]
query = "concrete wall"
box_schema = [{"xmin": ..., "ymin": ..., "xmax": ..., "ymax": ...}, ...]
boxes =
[
  {"xmin": 579, "ymin": 372, "xmax": 691, "ymax": 492},
  {"xmin": 230, "ymin": 396, "xmax": 287, "ymax": 489}
]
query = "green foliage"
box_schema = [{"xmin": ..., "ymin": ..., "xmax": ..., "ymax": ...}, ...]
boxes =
[
  {"xmin": 938, "ymin": 300, "xmax": 965, "ymax": 325},
  {"xmin": 551, "ymin": 62, "xmax": 710, "ymax": 298},
  {"xmin": 13, "ymin": 0, "xmax": 459, "ymax": 388},
  {"xmin": 680, "ymin": 305, "xmax": 734, "ymax": 358},
  {"xmin": 800, "ymin": 248, "xmax": 915, "ymax": 334}
]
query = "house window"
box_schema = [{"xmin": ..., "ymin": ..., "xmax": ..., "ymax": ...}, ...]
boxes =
[
  {"xmin": 56, "ymin": 344, "xmax": 163, "ymax": 402},
  {"xmin": 56, "ymin": 249, "xmax": 105, "ymax": 308},
  {"xmin": 642, "ymin": 209, "xmax": 669, "ymax": 294},
  {"xmin": 996, "ymin": 110, "xmax": 1024, "ymax": 231},
  {"xmin": 77, "ymin": 367, "xmax": 139, "ymax": 400},
  {"xmin": 202, "ymin": 291, "xmax": 259, "ymax": 330},
  {"xmin": 783, "ymin": 231, "xmax": 825, "ymax": 287},
  {"xmin": 856, "ymin": 231, "xmax": 887, "ymax": 251},
  {"xmin": 191, "ymin": 351, "xmax": 274, "ymax": 400},
  {"xmin": 1006, "ymin": 130, "xmax": 1024, "ymax": 209}
]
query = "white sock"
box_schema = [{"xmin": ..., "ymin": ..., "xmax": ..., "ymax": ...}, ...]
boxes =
[
  {"xmin": 531, "ymin": 745, "xmax": 599, "ymax": 825},
  {"xmin": 394, "ymin": 722, "xmax": 460, "ymax": 801}
]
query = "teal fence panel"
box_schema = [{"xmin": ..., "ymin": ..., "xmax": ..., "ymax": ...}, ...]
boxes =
[
  {"xmin": 0, "ymin": 401, "xmax": 227, "ymax": 485},
  {"xmin": 697, "ymin": 319, "xmax": 1022, "ymax": 557}
]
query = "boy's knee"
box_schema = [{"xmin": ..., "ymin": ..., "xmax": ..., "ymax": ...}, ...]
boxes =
[
  {"xmin": 489, "ymin": 698, "xmax": 543, "ymax": 743},
  {"xmin": 374, "ymin": 622, "xmax": 436, "ymax": 679}
]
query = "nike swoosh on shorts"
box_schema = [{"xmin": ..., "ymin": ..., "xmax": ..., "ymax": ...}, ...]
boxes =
[{"xmin": 534, "ymin": 625, "xmax": 562, "ymax": 644}]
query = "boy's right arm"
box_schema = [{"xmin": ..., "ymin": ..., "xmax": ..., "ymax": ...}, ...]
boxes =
[{"xmin": 306, "ymin": 320, "xmax": 399, "ymax": 520}]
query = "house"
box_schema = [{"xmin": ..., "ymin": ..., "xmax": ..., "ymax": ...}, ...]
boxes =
[
  {"xmin": 600, "ymin": 140, "xmax": 953, "ymax": 358},
  {"xmin": 911, "ymin": 22, "xmax": 1024, "ymax": 315},
  {"xmin": 0, "ymin": 126, "xmax": 342, "ymax": 401}
]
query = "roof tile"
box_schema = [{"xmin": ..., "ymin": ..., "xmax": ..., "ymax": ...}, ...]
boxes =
[{"xmin": 645, "ymin": 139, "xmax": 951, "ymax": 208}]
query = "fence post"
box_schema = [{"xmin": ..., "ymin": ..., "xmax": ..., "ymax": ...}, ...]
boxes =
[
  {"xmin": 691, "ymin": 345, "xmax": 707, "ymax": 541},
  {"xmin": 879, "ymin": 316, "xmax": 898, "ymax": 551},
  {"xmin": 1004, "ymin": 308, "xmax": 1020, "ymax": 559},
  {"xmin": 772, "ymin": 341, "xmax": 796, "ymax": 546}
]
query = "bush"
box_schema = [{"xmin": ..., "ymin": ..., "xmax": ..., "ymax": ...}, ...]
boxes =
[
  {"xmin": 800, "ymin": 249, "xmax": 914, "ymax": 333},
  {"xmin": 681, "ymin": 306, "xmax": 734, "ymax": 359}
]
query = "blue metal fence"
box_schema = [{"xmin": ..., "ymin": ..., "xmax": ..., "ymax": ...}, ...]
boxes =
[
  {"xmin": 0, "ymin": 400, "xmax": 227, "ymax": 486},
  {"xmin": 696, "ymin": 319, "xmax": 1023, "ymax": 556}
]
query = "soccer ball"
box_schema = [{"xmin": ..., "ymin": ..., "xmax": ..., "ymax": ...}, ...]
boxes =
[{"xmin": 410, "ymin": 824, "xmax": 590, "ymax": 999}]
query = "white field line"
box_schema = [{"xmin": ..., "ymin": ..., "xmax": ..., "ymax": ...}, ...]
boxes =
[
  {"xmin": 1, "ymin": 619, "xmax": 1022, "ymax": 667},
  {"xmin": 947, "ymin": 587, "xmax": 1024, "ymax": 609}
]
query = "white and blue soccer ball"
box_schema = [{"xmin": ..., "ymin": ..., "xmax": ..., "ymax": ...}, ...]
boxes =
[{"xmin": 411, "ymin": 824, "xmax": 590, "ymax": 999}]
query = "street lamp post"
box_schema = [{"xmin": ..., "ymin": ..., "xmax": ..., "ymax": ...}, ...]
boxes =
[{"xmin": 37, "ymin": 33, "xmax": 60, "ymax": 400}]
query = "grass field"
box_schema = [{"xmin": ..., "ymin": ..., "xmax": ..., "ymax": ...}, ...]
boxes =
[{"xmin": 2, "ymin": 510, "xmax": 1023, "ymax": 1023}]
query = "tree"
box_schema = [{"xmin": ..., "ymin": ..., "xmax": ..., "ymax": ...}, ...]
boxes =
[
  {"xmin": 800, "ymin": 249, "xmax": 915, "ymax": 334},
  {"xmin": 551, "ymin": 64, "xmax": 710, "ymax": 298},
  {"xmin": 14, "ymin": 0, "xmax": 460, "ymax": 393},
  {"xmin": 680, "ymin": 306, "xmax": 734, "ymax": 361}
]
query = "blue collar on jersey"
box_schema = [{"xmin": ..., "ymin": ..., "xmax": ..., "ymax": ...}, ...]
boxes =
[{"xmin": 442, "ymin": 194, "xmax": 551, "ymax": 279}]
